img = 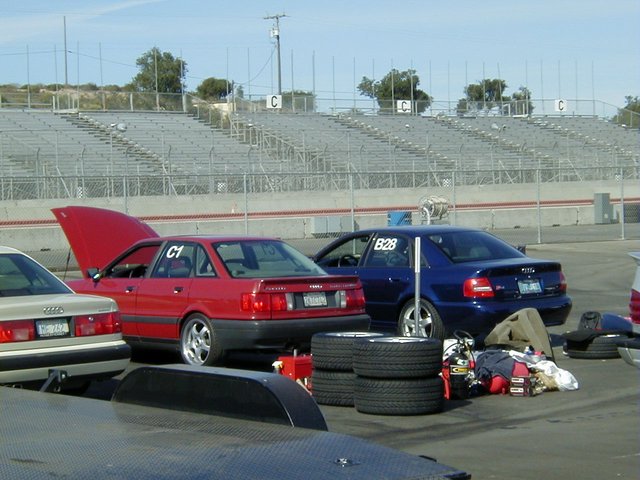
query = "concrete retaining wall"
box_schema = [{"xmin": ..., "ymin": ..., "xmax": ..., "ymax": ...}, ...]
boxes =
[{"xmin": 0, "ymin": 179, "xmax": 637, "ymax": 254}]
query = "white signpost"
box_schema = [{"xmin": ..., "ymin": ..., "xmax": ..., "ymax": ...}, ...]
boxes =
[
  {"xmin": 554, "ymin": 99, "xmax": 567, "ymax": 112},
  {"xmin": 267, "ymin": 95, "xmax": 282, "ymax": 109},
  {"xmin": 396, "ymin": 100, "xmax": 412, "ymax": 114}
]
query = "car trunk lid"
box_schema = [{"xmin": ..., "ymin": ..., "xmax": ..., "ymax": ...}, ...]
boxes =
[
  {"xmin": 469, "ymin": 258, "xmax": 566, "ymax": 300},
  {"xmin": 241, "ymin": 275, "xmax": 367, "ymax": 319}
]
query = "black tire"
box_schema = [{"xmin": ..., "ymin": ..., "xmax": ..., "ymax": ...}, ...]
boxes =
[
  {"xmin": 355, "ymin": 376, "xmax": 444, "ymax": 415},
  {"xmin": 397, "ymin": 299, "xmax": 446, "ymax": 341},
  {"xmin": 565, "ymin": 334, "xmax": 626, "ymax": 360},
  {"xmin": 311, "ymin": 331, "xmax": 386, "ymax": 371},
  {"xmin": 353, "ymin": 336, "xmax": 443, "ymax": 379},
  {"xmin": 180, "ymin": 313, "xmax": 225, "ymax": 366},
  {"xmin": 311, "ymin": 369, "xmax": 357, "ymax": 407}
]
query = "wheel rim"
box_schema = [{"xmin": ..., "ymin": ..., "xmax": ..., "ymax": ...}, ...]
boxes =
[
  {"xmin": 400, "ymin": 303, "xmax": 433, "ymax": 337},
  {"xmin": 331, "ymin": 331, "xmax": 380, "ymax": 339},
  {"xmin": 182, "ymin": 317, "xmax": 211, "ymax": 365}
]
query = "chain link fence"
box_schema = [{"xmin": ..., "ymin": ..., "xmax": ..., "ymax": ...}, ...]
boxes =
[
  {"xmin": 1, "ymin": 169, "xmax": 638, "ymax": 272},
  {"xmin": 1, "ymin": 89, "xmax": 637, "ymax": 122}
]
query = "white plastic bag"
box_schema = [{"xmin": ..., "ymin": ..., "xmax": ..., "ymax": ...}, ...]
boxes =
[
  {"xmin": 531, "ymin": 360, "xmax": 579, "ymax": 391},
  {"xmin": 509, "ymin": 351, "xmax": 579, "ymax": 391}
]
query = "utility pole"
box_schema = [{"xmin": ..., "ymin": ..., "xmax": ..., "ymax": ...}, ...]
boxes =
[
  {"xmin": 264, "ymin": 13, "xmax": 287, "ymax": 95},
  {"xmin": 63, "ymin": 16, "xmax": 68, "ymax": 85}
]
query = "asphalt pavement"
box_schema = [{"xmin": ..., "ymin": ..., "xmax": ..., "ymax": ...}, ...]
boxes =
[
  {"xmin": 320, "ymin": 238, "xmax": 640, "ymax": 480},
  {"xmin": 84, "ymin": 237, "xmax": 640, "ymax": 480}
]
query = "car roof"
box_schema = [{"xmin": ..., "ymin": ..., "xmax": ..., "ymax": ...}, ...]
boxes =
[
  {"xmin": 157, "ymin": 235, "xmax": 283, "ymax": 242},
  {"xmin": 0, "ymin": 246, "xmax": 22, "ymax": 255}
]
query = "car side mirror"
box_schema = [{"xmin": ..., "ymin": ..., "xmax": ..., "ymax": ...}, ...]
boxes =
[
  {"xmin": 516, "ymin": 245, "xmax": 527, "ymax": 254},
  {"xmin": 86, "ymin": 268, "xmax": 101, "ymax": 282}
]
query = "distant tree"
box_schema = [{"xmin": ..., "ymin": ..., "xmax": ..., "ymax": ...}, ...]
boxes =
[
  {"xmin": 282, "ymin": 90, "xmax": 316, "ymax": 112},
  {"xmin": 196, "ymin": 77, "xmax": 232, "ymax": 101},
  {"xmin": 457, "ymin": 82, "xmax": 534, "ymax": 116},
  {"xmin": 358, "ymin": 68, "xmax": 432, "ymax": 113},
  {"xmin": 612, "ymin": 96, "xmax": 640, "ymax": 129},
  {"xmin": 508, "ymin": 86, "xmax": 534, "ymax": 116},
  {"xmin": 458, "ymin": 78, "xmax": 509, "ymax": 114},
  {"xmin": 128, "ymin": 47, "xmax": 186, "ymax": 94}
]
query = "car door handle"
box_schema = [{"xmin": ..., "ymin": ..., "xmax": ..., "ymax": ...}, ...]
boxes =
[
  {"xmin": 388, "ymin": 277, "xmax": 402, "ymax": 283},
  {"xmin": 173, "ymin": 286, "xmax": 184, "ymax": 293},
  {"xmin": 125, "ymin": 286, "xmax": 135, "ymax": 293}
]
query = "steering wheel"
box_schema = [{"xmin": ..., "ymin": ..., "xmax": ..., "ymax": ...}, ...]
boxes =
[{"xmin": 338, "ymin": 254, "xmax": 359, "ymax": 267}]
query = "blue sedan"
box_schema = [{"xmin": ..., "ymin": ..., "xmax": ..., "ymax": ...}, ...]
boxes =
[{"xmin": 312, "ymin": 226, "xmax": 572, "ymax": 339}]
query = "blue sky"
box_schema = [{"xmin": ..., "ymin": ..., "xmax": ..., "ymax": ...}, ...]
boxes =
[{"xmin": 1, "ymin": 0, "xmax": 638, "ymax": 113}]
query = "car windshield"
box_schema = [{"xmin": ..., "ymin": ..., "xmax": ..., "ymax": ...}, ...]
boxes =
[
  {"xmin": 0, "ymin": 253, "xmax": 72, "ymax": 297},
  {"xmin": 426, "ymin": 230, "xmax": 524, "ymax": 263},
  {"xmin": 214, "ymin": 240, "xmax": 327, "ymax": 278}
]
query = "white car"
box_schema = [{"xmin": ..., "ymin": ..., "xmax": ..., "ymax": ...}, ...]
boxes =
[
  {"xmin": 617, "ymin": 252, "xmax": 640, "ymax": 368},
  {"xmin": 0, "ymin": 246, "xmax": 130, "ymax": 392}
]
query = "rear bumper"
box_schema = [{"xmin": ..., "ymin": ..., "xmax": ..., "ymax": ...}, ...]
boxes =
[
  {"xmin": 438, "ymin": 298, "xmax": 572, "ymax": 335},
  {"xmin": 616, "ymin": 337, "xmax": 640, "ymax": 369},
  {"xmin": 0, "ymin": 340, "xmax": 131, "ymax": 385},
  {"xmin": 213, "ymin": 314, "xmax": 371, "ymax": 351}
]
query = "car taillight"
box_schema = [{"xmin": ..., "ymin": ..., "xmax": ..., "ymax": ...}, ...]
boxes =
[
  {"xmin": 559, "ymin": 271, "xmax": 567, "ymax": 293},
  {"xmin": 75, "ymin": 312, "xmax": 122, "ymax": 336},
  {"xmin": 241, "ymin": 293, "xmax": 290, "ymax": 313},
  {"xmin": 630, "ymin": 289, "xmax": 640, "ymax": 324},
  {"xmin": 463, "ymin": 277, "xmax": 495, "ymax": 298},
  {"xmin": 345, "ymin": 288, "xmax": 366, "ymax": 309},
  {"xmin": 0, "ymin": 320, "xmax": 35, "ymax": 343}
]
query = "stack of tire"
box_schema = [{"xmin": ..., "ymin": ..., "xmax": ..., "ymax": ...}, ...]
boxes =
[
  {"xmin": 352, "ymin": 337, "xmax": 445, "ymax": 415},
  {"xmin": 564, "ymin": 333, "xmax": 626, "ymax": 359},
  {"xmin": 310, "ymin": 332, "xmax": 385, "ymax": 407},
  {"xmin": 563, "ymin": 311, "xmax": 631, "ymax": 360}
]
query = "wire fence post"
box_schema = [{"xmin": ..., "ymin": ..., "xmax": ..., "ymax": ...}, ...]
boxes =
[
  {"xmin": 536, "ymin": 168, "xmax": 542, "ymax": 244},
  {"xmin": 620, "ymin": 167, "xmax": 626, "ymax": 240},
  {"xmin": 243, "ymin": 173, "xmax": 249, "ymax": 235}
]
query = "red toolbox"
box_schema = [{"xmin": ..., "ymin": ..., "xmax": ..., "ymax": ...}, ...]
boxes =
[{"xmin": 274, "ymin": 354, "xmax": 313, "ymax": 391}]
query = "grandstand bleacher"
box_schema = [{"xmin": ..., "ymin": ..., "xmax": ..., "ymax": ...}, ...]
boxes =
[{"xmin": 1, "ymin": 109, "xmax": 637, "ymax": 191}]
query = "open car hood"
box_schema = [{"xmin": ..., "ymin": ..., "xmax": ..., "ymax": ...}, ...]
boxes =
[{"xmin": 52, "ymin": 206, "xmax": 158, "ymax": 274}]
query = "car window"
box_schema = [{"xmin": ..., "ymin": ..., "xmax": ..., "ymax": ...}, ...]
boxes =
[
  {"xmin": 194, "ymin": 245, "xmax": 216, "ymax": 277},
  {"xmin": 214, "ymin": 240, "xmax": 326, "ymax": 278},
  {"xmin": 427, "ymin": 231, "xmax": 523, "ymax": 263},
  {"xmin": 0, "ymin": 253, "xmax": 71, "ymax": 296},
  {"xmin": 314, "ymin": 234, "xmax": 372, "ymax": 268},
  {"xmin": 152, "ymin": 243, "xmax": 197, "ymax": 278},
  {"xmin": 364, "ymin": 235, "xmax": 411, "ymax": 268},
  {"xmin": 104, "ymin": 244, "xmax": 159, "ymax": 278}
]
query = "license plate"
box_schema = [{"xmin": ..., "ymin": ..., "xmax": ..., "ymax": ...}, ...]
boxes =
[
  {"xmin": 303, "ymin": 292, "xmax": 327, "ymax": 307},
  {"xmin": 518, "ymin": 279, "xmax": 542, "ymax": 294},
  {"xmin": 36, "ymin": 318, "xmax": 70, "ymax": 338}
]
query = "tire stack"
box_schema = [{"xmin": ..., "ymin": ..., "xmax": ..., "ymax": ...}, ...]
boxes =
[
  {"xmin": 352, "ymin": 337, "xmax": 444, "ymax": 415},
  {"xmin": 564, "ymin": 334, "xmax": 626, "ymax": 359},
  {"xmin": 310, "ymin": 332, "xmax": 385, "ymax": 407},
  {"xmin": 563, "ymin": 311, "xmax": 631, "ymax": 360}
]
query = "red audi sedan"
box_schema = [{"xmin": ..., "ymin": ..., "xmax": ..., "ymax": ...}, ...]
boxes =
[{"xmin": 52, "ymin": 207, "xmax": 369, "ymax": 366}]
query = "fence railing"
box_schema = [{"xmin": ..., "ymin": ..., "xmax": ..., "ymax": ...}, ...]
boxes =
[
  {"xmin": 1, "ymin": 169, "xmax": 638, "ymax": 271},
  {"xmin": 1, "ymin": 89, "xmax": 638, "ymax": 124},
  {"xmin": 1, "ymin": 167, "xmax": 639, "ymax": 202}
]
